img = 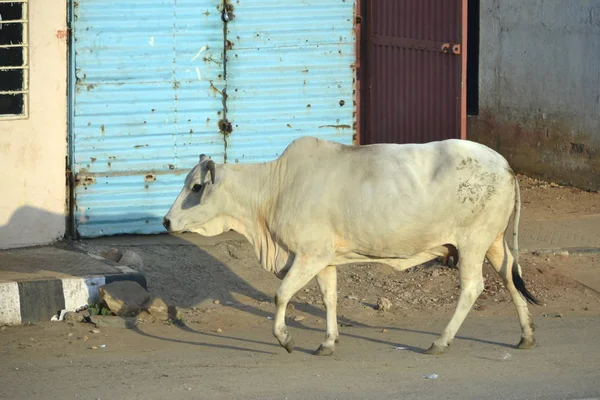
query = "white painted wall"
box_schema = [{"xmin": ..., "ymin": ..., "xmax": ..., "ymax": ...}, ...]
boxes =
[{"xmin": 0, "ymin": 2, "xmax": 67, "ymax": 249}]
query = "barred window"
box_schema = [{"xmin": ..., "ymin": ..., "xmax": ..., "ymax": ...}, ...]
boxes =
[{"xmin": 0, "ymin": 0, "xmax": 28, "ymax": 118}]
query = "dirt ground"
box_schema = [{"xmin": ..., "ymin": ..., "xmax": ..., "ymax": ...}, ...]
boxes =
[
  {"xmin": 517, "ymin": 174, "xmax": 599, "ymax": 220},
  {"xmin": 1, "ymin": 174, "xmax": 599, "ymax": 399}
]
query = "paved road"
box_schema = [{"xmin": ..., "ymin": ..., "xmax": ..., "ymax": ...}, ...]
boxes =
[{"xmin": 1, "ymin": 315, "xmax": 599, "ymax": 400}]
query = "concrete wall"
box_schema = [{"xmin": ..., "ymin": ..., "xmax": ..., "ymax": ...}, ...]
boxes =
[
  {"xmin": 0, "ymin": 2, "xmax": 68, "ymax": 249},
  {"xmin": 468, "ymin": 0, "xmax": 600, "ymax": 191}
]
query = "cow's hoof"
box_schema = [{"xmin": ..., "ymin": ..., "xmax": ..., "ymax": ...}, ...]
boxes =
[
  {"xmin": 282, "ymin": 337, "xmax": 295, "ymax": 354},
  {"xmin": 424, "ymin": 343, "xmax": 446, "ymax": 355},
  {"xmin": 517, "ymin": 337, "xmax": 536, "ymax": 350},
  {"xmin": 314, "ymin": 344, "xmax": 334, "ymax": 356}
]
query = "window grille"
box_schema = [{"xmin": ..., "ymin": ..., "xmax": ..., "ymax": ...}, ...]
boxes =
[{"xmin": 0, "ymin": 0, "xmax": 28, "ymax": 119}]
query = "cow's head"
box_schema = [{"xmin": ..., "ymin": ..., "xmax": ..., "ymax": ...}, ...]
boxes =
[{"xmin": 163, "ymin": 154, "xmax": 232, "ymax": 236}]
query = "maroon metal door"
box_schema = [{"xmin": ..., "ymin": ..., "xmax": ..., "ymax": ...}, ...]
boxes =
[{"xmin": 361, "ymin": 0, "xmax": 467, "ymax": 144}]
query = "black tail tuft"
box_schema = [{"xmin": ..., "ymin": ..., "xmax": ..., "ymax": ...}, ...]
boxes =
[{"xmin": 512, "ymin": 261, "xmax": 541, "ymax": 305}]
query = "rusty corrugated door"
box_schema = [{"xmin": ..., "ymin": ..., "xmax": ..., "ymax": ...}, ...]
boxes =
[{"xmin": 362, "ymin": 0, "xmax": 466, "ymax": 144}]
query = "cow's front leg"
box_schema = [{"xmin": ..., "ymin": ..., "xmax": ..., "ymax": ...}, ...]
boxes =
[
  {"xmin": 314, "ymin": 266, "xmax": 339, "ymax": 356},
  {"xmin": 273, "ymin": 256, "xmax": 328, "ymax": 354}
]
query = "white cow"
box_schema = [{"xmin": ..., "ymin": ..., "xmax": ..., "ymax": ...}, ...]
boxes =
[{"xmin": 163, "ymin": 137, "xmax": 539, "ymax": 356}]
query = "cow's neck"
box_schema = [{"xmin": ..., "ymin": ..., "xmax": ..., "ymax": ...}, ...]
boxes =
[{"xmin": 223, "ymin": 161, "xmax": 289, "ymax": 275}]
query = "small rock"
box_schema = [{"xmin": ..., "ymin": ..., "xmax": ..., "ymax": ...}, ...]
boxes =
[
  {"xmin": 381, "ymin": 329, "xmax": 389, "ymax": 333},
  {"xmin": 293, "ymin": 315, "xmax": 305, "ymax": 322},
  {"xmin": 64, "ymin": 311, "xmax": 85, "ymax": 325},
  {"xmin": 286, "ymin": 303, "xmax": 295, "ymax": 312},
  {"xmin": 67, "ymin": 332, "xmax": 74, "ymax": 337},
  {"xmin": 90, "ymin": 346, "xmax": 98, "ymax": 350},
  {"xmin": 213, "ymin": 300, "xmax": 221, "ymax": 305},
  {"xmin": 376, "ymin": 297, "xmax": 393, "ymax": 311},
  {"xmin": 99, "ymin": 280, "xmax": 151, "ymax": 317},
  {"xmin": 216, "ymin": 328, "xmax": 222, "ymax": 333},
  {"xmin": 82, "ymin": 335, "xmax": 89, "ymax": 341},
  {"xmin": 145, "ymin": 297, "xmax": 175, "ymax": 322},
  {"xmin": 346, "ymin": 295, "xmax": 358, "ymax": 301},
  {"xmin": 316, "ymin": 319, "xmax": 322, "ymax": 323},
  {"xmin": 118, "ymin": 250, "xmax": 144, "ymax": 272},
  {"xmin": 556, "ymin": 250, "xmax": 569, "ymax": 257},
  {"xmin": 91, "ymin": 329, "xmax": 101, "ymax": 334},
  {"xmin": 101, "ymin": 248, "xmax": 123, "ymax": 263}
]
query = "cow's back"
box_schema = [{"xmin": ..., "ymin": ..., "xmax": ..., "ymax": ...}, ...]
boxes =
[{"xmin": 272, "ymin": 137, "xmax": 516, "ymax": 256}]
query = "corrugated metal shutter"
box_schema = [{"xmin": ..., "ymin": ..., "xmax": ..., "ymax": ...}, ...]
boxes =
[
  {"xmin": 71, "ymin": 0, "xmax": 357, "ymax": 237},
  {"xmin": 71, "ymin": 0, "xmax": 225, "ymax": 237},
  {"xmin": 225, "ymin": 0, "xmax": 356, "ymax": 163}
]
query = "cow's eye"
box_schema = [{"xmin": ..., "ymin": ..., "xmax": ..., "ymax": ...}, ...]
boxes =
[{"xmin": 191, "ymin": 184, "xmax": 202, "ymax": 192}]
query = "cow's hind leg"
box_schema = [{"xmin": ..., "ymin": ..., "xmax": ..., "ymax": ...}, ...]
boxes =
[
  {"xmin": 314, "ymin": 266, "xmax": 339, "ymax": 356},
  {"xmin": 486, "ymin": 233, "xmax": 537, "ymax": 349},
  {"xmin": 273, "ymin": 256, "xmax": 328, "ymax": 354},
  {"xmin": 425, "ymin": 249, "xmax": 485, "ymax": 355}
]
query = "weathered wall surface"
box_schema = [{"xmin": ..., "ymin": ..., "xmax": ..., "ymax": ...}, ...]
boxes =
[
  {"xmin": 468, "ymin": 0, "xmax": 600, "ymax": 191},
  {"xmin": 0, "ymin": 2, "xmax": 68, "ymax": 249}
]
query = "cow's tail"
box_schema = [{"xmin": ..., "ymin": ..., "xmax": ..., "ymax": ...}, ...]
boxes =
[{"xmin": 511, "ymin": 176, "xmax": 541, "ymax": 305}]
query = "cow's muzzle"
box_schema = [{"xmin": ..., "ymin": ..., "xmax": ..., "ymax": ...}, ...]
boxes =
[{"xmin": 162, "ymin": 217, "xmax": 171, "ymax": 231}]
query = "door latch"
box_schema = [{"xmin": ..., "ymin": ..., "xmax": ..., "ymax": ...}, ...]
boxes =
[{"xmin": 441, "ymin": 43, "xmax": 461, "ymax": 55}]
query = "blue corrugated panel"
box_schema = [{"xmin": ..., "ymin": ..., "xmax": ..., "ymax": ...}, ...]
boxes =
[
  {"xmin": 71, "ymin": 0, "xmax": 357, "ymax": 237},
  {"xmin": 72, "ymin": 0, "xmax": 225, "ymax": 237},
  {"xmin": 225, "ymin": 0, "xmax": 357, "ymax": 163}
]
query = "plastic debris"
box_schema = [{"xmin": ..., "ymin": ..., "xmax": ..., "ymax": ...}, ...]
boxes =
[
  {"xmin": 266, "ymin": 316, "xmax": 273, "ymax": 320},
  {"xmin": 394, "ymin": 346, "xmax": 408, "ymax": 351},
  {"xmin": 75, "ymin": 304, "xmax": 89, "ymax": 313},
  {"xmin": 543, "ymin": 312, "xmax": 562, "ymax": 318},
  {"xmin": 99, "ymin": 344, "xmax": 106, "ymax": 348},
  {"xmin": 499, "ymin": 351, "xmax": 512, "ymax": 361},
  {"xmin": 422, "ymin": 373, "xmax": 439, "ymax": 379},
  {"xmin": 51, "ymin": 309, "xmax": 68, "ymax": 322}
]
